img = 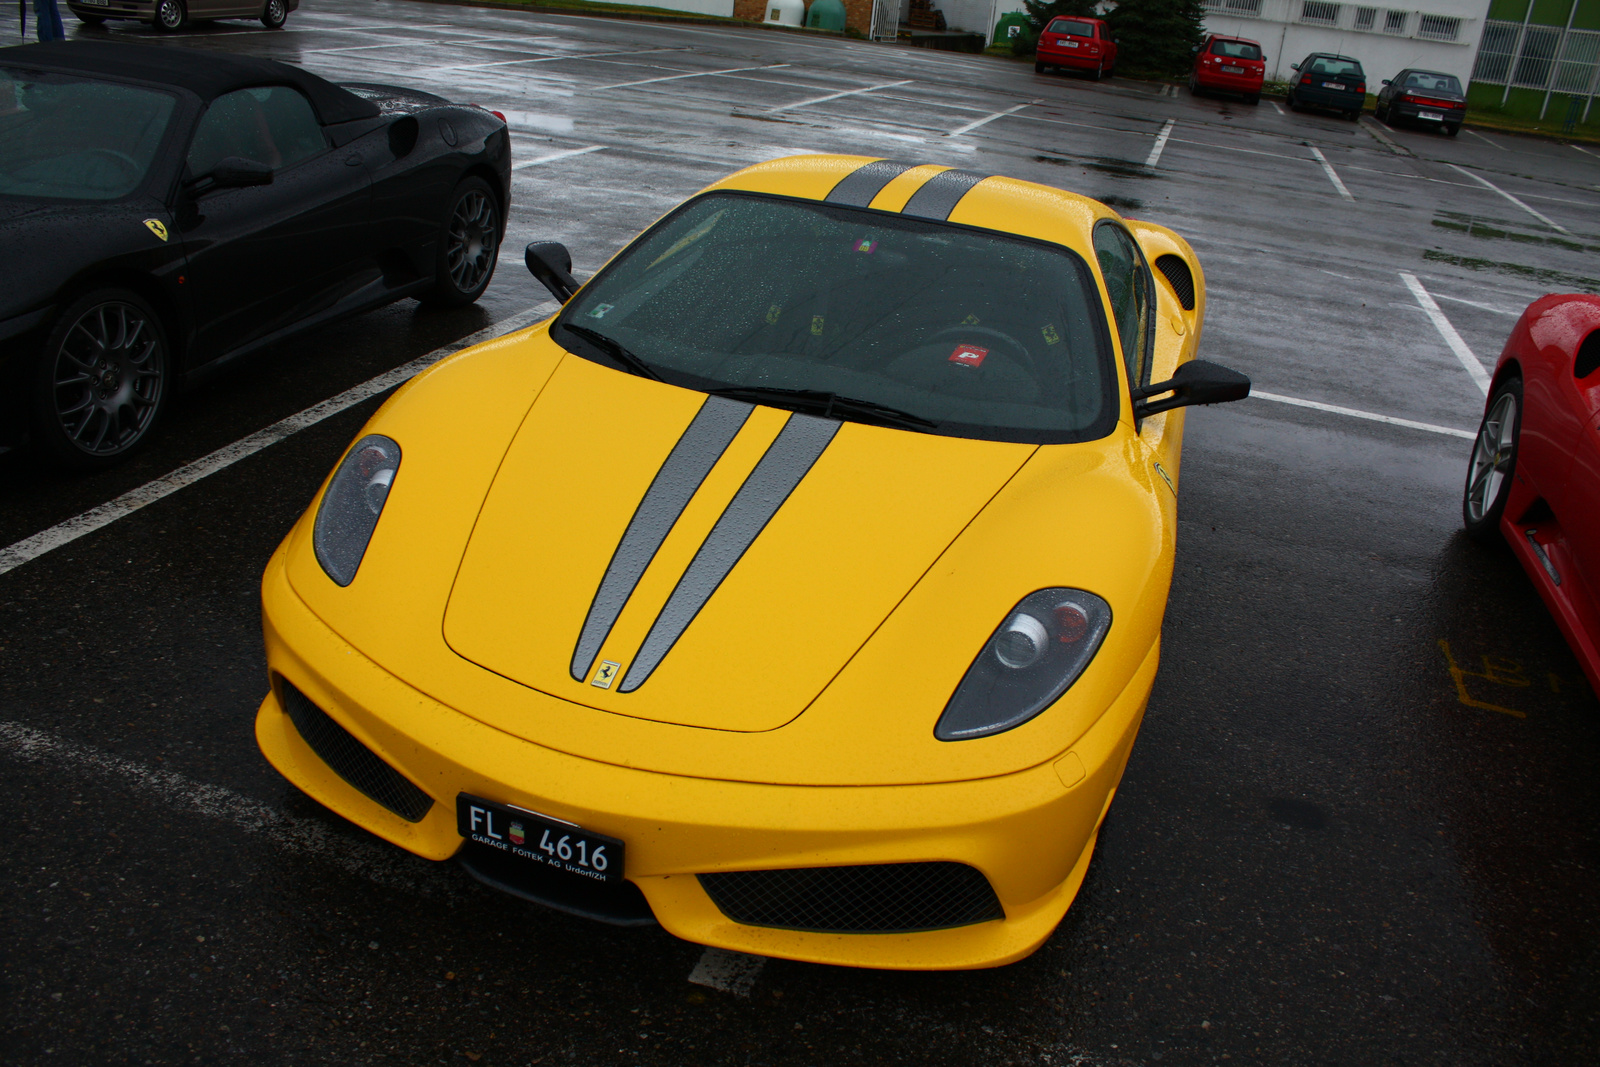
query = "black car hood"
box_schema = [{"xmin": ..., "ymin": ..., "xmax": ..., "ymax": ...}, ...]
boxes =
[{"xmin": 339, "ymin": 83, "xmax": 452, "ymax": 116}]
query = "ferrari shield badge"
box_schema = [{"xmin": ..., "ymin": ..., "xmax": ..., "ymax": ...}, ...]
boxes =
[
  {"xmin": 591, "ymin": 660, "xmax": 620, "ymax": 689},
  {"xmin": 142, "ymin": 219, "xmax": 168, "ymax": 242}
]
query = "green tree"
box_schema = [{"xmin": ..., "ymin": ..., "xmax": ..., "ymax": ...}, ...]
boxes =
[
  {"xmin": 1104, "ymin": 0, "xmax": 1207, "ymax": 76},
  {"xmin": 1022, "ymin": 0, "xmax": 1099, "ymax": 29}
]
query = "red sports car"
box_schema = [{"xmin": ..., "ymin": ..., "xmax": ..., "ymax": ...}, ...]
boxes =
[
  {"xmin": 1464, "ymin": 294, "xmax": 1600, "ymax": 696},
  {"xmin": 1189, "ymin": 34, "xmax": 1266, "ymax": 104},
  {"xmin": 1034, "ymin": 16, "xmax": 1117, "ymax": 80}
]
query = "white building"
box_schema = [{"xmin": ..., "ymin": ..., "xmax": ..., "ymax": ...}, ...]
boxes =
[{"xmin": 1198, "ymin": 0, "xmax": 1490, "ymax": 87}]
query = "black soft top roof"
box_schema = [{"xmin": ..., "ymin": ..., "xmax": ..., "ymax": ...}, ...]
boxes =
[{"xmin": 0, "ymin": 40, "xmax": 381, "ymax": 124}]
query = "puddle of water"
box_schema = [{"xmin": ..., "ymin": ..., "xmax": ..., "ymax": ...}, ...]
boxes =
[
  {"xmin": 1421, "ymin": 249, "xmax": 1600, "ymax": 292},
  {"xmin": 1097, "ymin": 194, "xmax": 1143, "ymax": 210},
  {"xmin": 1432, "ymin": 213, "xmax": 1590, "ymax": 253}
]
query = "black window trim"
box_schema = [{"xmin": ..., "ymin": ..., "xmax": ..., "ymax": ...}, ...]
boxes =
[
  {"xmin": 1091, "ymin": 219, "xmax": 1158, "ymax": 418},
  {"xmin": 551, "ymin": 187, "xmax": 1123, "ymax": 447}
]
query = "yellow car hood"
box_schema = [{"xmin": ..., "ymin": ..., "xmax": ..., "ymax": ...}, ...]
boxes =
[{"xmin": 443, "ymin": 352, "xmax": 1036, "ymax": 732}]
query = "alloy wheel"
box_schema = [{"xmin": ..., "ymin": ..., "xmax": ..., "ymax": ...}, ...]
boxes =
[
  {"xmin": 445, "ymin": 189, "xmax": 498, "ymax": 294},
  {"xmin": 1465, "ymin": 391, "xmax": 1516, "ymax": 524},
  {"xmin": 51, "ymin": 301, "xmax": 166, "ymax": 457}
]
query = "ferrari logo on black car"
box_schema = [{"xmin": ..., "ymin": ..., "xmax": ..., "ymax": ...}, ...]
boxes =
[{"xmin": 143, "ymin": 219, "xmax": 168, "ymax": 242}]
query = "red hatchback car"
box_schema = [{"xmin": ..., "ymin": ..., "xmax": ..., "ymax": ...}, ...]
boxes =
[
  {"xmin": 1464, "ymin": 295, "xmax": 1600, "ymax": 697},
  {"xmin": 1034, "ymin": 17, "xmax": 1118, "ymax": 80},
  {"xmin": 1189, "ymin": 34, "xmax": 1266, "ymax": 104}
]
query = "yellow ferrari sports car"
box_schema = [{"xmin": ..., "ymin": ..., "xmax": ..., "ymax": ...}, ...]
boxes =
[{"xmin": 256, "ymin": 155, "xmax": 1249, "ymax": 970}]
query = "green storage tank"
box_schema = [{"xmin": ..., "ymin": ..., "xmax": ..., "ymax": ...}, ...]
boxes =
[
  {"xmin": 806, "ymin": 0, "xmax": 846, "ymax": 31},
  {"xmin": 993, "ymin": 11, "xmax": 1031, "ymax": 46}
]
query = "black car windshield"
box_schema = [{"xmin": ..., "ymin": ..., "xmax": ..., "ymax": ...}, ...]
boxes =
[
  {"xmin": 1403, "ymin": 71, "xmax": 1462, "ymax": 93},
  {"xmin": 0, "ymin": 67, "xmax": 175, "ymax": 201},
  {"xmin": 555, "ymin": 192, "xmax": 1115, "ymax": 443},
  {"xmin": 1047, "ymin": 18, "xmax": 1095, "ymax": 36},
  {"xmin": 1212, "ymin": 39, "xmax": 1262, "ymax": 59},
  {"xmin": 1308, "ymin": 57, "xmax": 1362, "ymax": 77}
]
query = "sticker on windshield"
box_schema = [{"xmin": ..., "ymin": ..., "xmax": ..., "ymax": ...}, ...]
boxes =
[
  {"xmin": 949, "ymin": 344, "xmax": 988, "ymax": 368},
  {"xmin": 588, "ymin": 303, "xmax": 614, "ymax": 319},
  {"xmin": 1041, "ymin": 324, "xmax": 1061, "ymax": 345},
  {"xmin": 810, "ymin": 315, "xmax": 825, "ymax": 336},
  {"xmin": 854, "ymin": 237, "xmax": 877, "ymax": 254},
  {"xmin": 766, "ymin": 304, "xmax": 782, "ymax": 324},
  {"xmin": 962, "ymin": 313, "xmax": 981, "ymax": 325}
]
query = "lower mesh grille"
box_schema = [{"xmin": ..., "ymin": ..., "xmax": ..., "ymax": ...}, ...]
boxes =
[
  {"xmin": 698, "ymin": 862, "xmax": 1004, "ymax": 934},
  {"xmin": 279, "ymin": 679, "xmax": 434, "ymax": 823},
  {"xmin": 1155, "ymin": 253, "xmax": 1196, "ymax": 311}
]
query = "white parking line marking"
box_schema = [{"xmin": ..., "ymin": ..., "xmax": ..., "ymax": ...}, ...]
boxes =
[
  {"xmin": 1572, "ymin": 143, "xmax": 1600, "ymax": 158},
  {"xmin": 0, "ymin": 720, "xmax": 460, "ymax": 897},
  {"xmin": 511, "ymin": 145, "xmax": 608, "ymax": 169},
  {"xmin": 946, "ymin": 103, "xmax": 1031, "ymax": 137},
  {"xmin": 438, "ymin": 47, "xmax": 682, "ymax": 71},
  {"xmin": 1269, "ymin": 100, "xmax": 1285, "ymax": 115},
  {"xmin": 1432, "ymin": 292, "xmax": 1521, "ymax": 316},
  {"xmin": 766, "ymin": 79, "xmax": 916, "ymax": 113},
  {"xmin": 0, "ymin": 305, "xmax": 556, "ymax": 579},
  {"xmin": 1144, "ymin": 119, "xmax": 1175, "ymax": 168},
  {"xmin": 595, "ymin": 64, "xmax": 789, "ymax": 91},
  {"xmin": 1308, "ymin": 145, "xmax": 1354, "ymax": 200},
  {"xmin": 1460, "ymin": 128, "xmax": 1505, "ymax": 150},
  {"xmin": 1250, "ymin": 392, "xmax": 1474, "ymax": 439},
  {"xmin": 1400, "ymin": 271, "xmax": 1490, "ymax": 395},
  {"xmin": 1446, "ymin": 163, "xmax": 1572, "ymax": 235},
  {"xmin": 688, "ymin": 947, "xmax": 766, "ymax": 996}
]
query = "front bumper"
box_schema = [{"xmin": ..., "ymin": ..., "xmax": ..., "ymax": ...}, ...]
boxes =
[{"xmin": 257, "ymin": 543, "xmax": 1152, "ymax": 970}]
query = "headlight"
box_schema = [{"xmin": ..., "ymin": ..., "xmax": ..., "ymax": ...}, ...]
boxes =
[
  {"xmin": 313, "ymin": 434, "xmax": 401, "ymax": 587},
  {"xmin": 934, "ymin": 588, "xmax": 1111, "ymax": 741}
]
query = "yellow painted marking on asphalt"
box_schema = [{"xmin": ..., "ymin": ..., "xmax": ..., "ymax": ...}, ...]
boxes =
[{"xmin": 1437, "ymin": 640, "xmax": 1527, "ymax": 718}]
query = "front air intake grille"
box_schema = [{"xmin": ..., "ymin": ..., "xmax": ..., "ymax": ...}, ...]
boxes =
[
  {"xmin": 1155, "ymin": 254, "xmax": 1196, "ymax": 311},
  {"xmin": 279, "ymin": 679, "xmax": 434, "ymax": 823},
  {"xmin": 698, "ymin": 862, "xmax": 1005, "ymax": 934}
]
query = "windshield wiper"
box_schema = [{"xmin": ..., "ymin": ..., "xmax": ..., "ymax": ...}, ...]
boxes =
[
  {"xmin": 707, "ymin": 385, "xmax": 937, "ymax": 432},
  {"xmin": 561, "ymin": 324, "xmax": 662, "ymax": 382}
]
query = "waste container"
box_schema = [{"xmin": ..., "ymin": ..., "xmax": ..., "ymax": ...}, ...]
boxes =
[
  {"xmin": 806, "ymin": 0, "xmax": 846, "ymax": 31},
  {"xmin": 993, "ymin": 11, "xmax": 1030, "ymax": 46}
]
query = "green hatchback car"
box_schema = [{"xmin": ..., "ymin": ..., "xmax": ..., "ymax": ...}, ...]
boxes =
[
  {"xmin": 66, "ymin": 0, "xmax": 296, "ymax": 31},
  {"xmin": 1286, "ymin": 53, "xmax": 1367, "ymax": 120}
]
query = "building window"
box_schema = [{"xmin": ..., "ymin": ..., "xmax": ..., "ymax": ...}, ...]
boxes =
[
  {"xmin": 1202, "ymin": 0, "xmax": 1263, "ymax": 13},
  {"xmin": 1301, "ymin": 1, "xmax": 1340, "ymax": 26},
  {"xmin": 1353, "ymin": 6, "xmax": 1376, "ymax": 30},
  {"xmin": 1417, "ymin": 14, "xmax": 1461, "ymax": 41},
  {"xmin": 1383, "ymin": 9, "xmax": 1407, "ymax": 33},
  {"xmin": 1513, "ymin": 24, "xmax": 1562, "ymax": 88},
  {"xmin": 1472, "ymin": 19, "xmax": 1519, "ymax": 83},
  {"xmin": 1553, "ymin": 29, "xmax": 1600, "ymax": 92}
]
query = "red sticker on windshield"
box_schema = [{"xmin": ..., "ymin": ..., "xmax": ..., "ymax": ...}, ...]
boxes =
[{"xmin": 949, "ymin": 343, "xmax": 988, "ymax": 368}]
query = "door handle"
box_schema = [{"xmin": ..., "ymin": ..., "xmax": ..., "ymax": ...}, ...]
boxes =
[{"xmin": 344, "ymin": 155, "xmax": 362, "ymax": 167}]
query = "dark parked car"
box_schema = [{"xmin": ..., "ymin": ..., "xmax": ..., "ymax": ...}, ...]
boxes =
[
  {"xmin": 1376, "ymin": 68, "xmax": 1466, "ymax": 136},
  {"xmin": 1286, "ymin": 53, "xmax": 1367, "ymax": 119},
  {"xmin": 0, "ymin": 41, "xmax": 510, "ymax": 469}
]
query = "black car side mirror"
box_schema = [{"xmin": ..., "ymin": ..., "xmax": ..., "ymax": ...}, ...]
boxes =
[
  {"xmin": 211, "ymin": 156, "xmax": 273, "ymax": 188},
  {"xmin": 1131, "ymin": 360, "xmax": 1251, "ymax": 418},
  {"xmin": 1382, "ymin": 78, "xmax": 1392, "ymax": 86},
  {"xmin": 526, "ymin": 241, "xmax": 579, "ymax": 303},
  {"xmin": 1291, "ymin": 62, "xmax": 1300, "ymax": 71}
]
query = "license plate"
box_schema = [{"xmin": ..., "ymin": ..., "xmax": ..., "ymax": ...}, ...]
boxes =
[
  {"xmin": 1221, "ymin": 65, "xmax": 1244, "ymax": 73},
  {"xmin": 1064, "ymin": 40, "xmax": 1078, "ymax": 47},
  {"xmin": 1324, "ymin": 82, "xmax": 1346, "ymax": 90},
  {"xmin": 79, "ymin": 0, "xmax": 109, "ymax": 6},
  {"xmin": 1418, "ymin": 110, "xmax": 1444, "ymax": 121},
  {"xmin": 457, "ymin": 793, "xmax": 624, "ymax": 884}
]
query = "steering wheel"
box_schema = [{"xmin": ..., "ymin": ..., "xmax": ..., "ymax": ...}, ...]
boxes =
[
  {"xmin": 922, "ymin": 324, "xmax": 1041, "ymax": 380},
  {"xmin": 78, "ymin": 149, "xmax": 143, "ymax": 183}
]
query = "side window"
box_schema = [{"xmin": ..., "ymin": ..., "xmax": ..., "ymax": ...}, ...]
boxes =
[
  {"xmin": 1092, "ymin": 223, "xmax": 1154, "ymax": 393},
  {"xmin": 187, "ymin": 86, "xmax": 326, "ymax": 177}
]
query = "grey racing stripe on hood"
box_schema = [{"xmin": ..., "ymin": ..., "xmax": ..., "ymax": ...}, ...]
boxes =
[
  {"xmin": 824, "ymin": 159, "xmax": 915, "ymax": 207},
  {"xmin": 901, "ymin": 168, "xmax": 989, "ymax": 220},
  {"xmin": 570, "ymin": 395, "xmax": 753, "ymax": 682},
  {"xmin": 619, "ymin": 413, "xmax": 840, "ymax": 692}
]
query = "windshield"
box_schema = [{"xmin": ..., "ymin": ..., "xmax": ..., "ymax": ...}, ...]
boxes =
[
  {"xmin": 1047, "ymin": 19, "xmax": 1095, "ymax": 36},
  {"xmin": 555, "ymin": 192, "xmax": 1115, "ymax": 444},
  {"xmin": 1403, "ymin": 71, "xmax": 1462, "ymax": 93},
  {"xmin": 0, "ymin": 67, "xmax": 175, "ymax": 201},
  {"xmin": 1211, "ymin": 39, "xmax": 1261, "ymax": 60},
  {"xmin": 1308, "ymin": 57, "xmax": 1362, "ymax": 77}
]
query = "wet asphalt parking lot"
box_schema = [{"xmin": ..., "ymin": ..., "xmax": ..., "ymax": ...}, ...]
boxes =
[{"xmin": 4, "ymin": 3, "xmax": 1600, "ymax": 1063}]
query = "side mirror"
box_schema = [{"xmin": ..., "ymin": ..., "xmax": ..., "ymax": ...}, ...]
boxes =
[
  {"xmin": 1191, "ymin": 44, "xmax": 1199, "ymax": 53},
  {"xmin": 211, "ymin": 156, "xmax": 273, "ymax": 188},
  {"xmin": 1131, "ymin": 360, "xmax": 1251, "ymax": 418},
  {"xmin": 1291, "ymin": 62, "xmax": 1300, "ymax": 71},
  {"xmin": 1381, "ymin": 78, "xmax": 1391, "ymax": 85},
  {"xmin": 526, "ymin": 241, "xmax": 579, "ymax": 303}
]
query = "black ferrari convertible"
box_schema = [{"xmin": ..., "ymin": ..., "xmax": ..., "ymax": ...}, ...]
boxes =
[{"xmin": 0, "ymin": 41, "xmax": 511, "ymax": 469}]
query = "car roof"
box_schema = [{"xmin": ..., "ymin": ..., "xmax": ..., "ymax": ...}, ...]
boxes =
[
  {"xmin": 1208, "ymin": 34, "xmax": 1261, "ymax": 44},
  {"xmin": 0, "ymin": 40, "xmax": 380, "ymax": 124},
  {"xmin": 1305, "ymin": 52, "xmax": 1361, "ymax": 61},
  {"xmin": 704, "ymin": 155, "xmax": 1116, "ymax": 260}
]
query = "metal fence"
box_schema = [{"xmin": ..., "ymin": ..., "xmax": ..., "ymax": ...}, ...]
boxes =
[{"xmin": 1473, "ymin": 16, "xmax": 1600, "ymax": 120}]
